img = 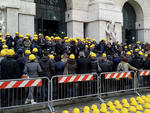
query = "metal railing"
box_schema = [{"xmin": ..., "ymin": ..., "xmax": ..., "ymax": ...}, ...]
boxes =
[
  {"xmin": 1, "ymin": 71, "xmax": 150, "ymax": 112},
  {"xmin": 0, "ymin": 77, "xmax": 50, "ymax": 110}
]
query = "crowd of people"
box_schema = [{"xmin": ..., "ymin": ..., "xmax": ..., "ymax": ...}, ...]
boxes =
[
  {"xmin": 0, "ymin": 32, "xmax": 150, "ymax": 80},
  {"xmin": 0, "ymin": 32, "xmax": 150, "ymax": 104}
]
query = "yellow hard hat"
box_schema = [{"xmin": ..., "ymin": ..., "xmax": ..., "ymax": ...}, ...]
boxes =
[
  {"xmin": 73, "ymin": 108, "xmax": 80, "ymax": 113},
  {"xmin": 104, "ymin": 38, "xmax": 107, "ymax": 41},
  {"xmin": 29, "ymin": 54, "xmax": 36, "ymax": 61},
  {"xmin": 64, "ymin": 37, "xmax": 68, "ymax": 40},
  {"xmin": 91, "ymin": 53, "xmax": 96, "ymax": 58},
  {"xmin": 107, "ymin": 101, "xmax": 113, "ymax": 106},
  {"xmin": 128, "ymin": 44, "xmax": 132, "ymax": 47},
  {"xmin": 0, "ymin": 33, "xmax": 2, "ymax": 36},
  {"xmin": 129, "ymin": 106, "xmax": 136, "ymax": 112},
  {"xmin": 6, "ymin": 33, "xmax": 10, "ymax": 36},
  {"xmin": 2, "ymin": 39, "xmax": 6, "ymax": 42},
  {"xmin": 0, "ymin": 49, "xmax": 7, "ymax": 56},
  {"xmin": 117, "ymin": 42, "xmax": 120, "ymax": 45},
  {"xmin": 38, "ymin": 33, "xmax": 42, "ymax": 36},
  {"xmin": 85, "ymin": 45, "xmax": 88, "ymax": 48},
  {"xmin": 112, "ymin": 110, "xmax": 119, "ymax": 113},
  {"xmin": 32, "ymin": 48, "xmax": 38, "ymax": 53},
  {"xmin": 93, "ymin": 39, "xmax": 96, "ymax": 42},
  {"xmin": 136, "ymin": 105, "xmax": 143, "ymax": 111},
  {"xmin": 144, "ymin": 109, "xmax": 150, "ymax": 113},
  {"xmin": 69, "ymin": 54, "xmax": 75, "ymax": 59},
  {"xmin": 65, "ymin": 40, "xmax": 69, "ymax": 43},
  {"xmin": 124, "ymin": 46, "xmax": 128, "ymax": 49},
  {"xmin": 3, "ymin": 45, "xmax": 8, "ymax": 49},
  {"xmin": 34, "ymin": 34, "xmax": 38, "ymax": 37},
  {"xmin": 49, "ymin": 54, "xmax": 55, "ymax": 60},
  {"xmin": 33, "ymin": 37, "xmax": 38, "ymax": 40},
  {"xmin": 126, "ymin": 51, "xmax": 131, "ymax": 56},
  {"xmin": 136, "ymin": 111, "xmax": 142, "ymax": 113},
  {"xmin": 19, "ymin": 34, "xmax": 24, "ymax": 38},
  {"xmin": 62, "ymin": 110, "xmax": 69, "ymax": 113},
  {"xmin": 7, "ymin": 49, "xmax": 15, "ymax": 56},
  {"xmin": 102, "ymin": 53, "xmax": 107, "ymax": 57},
  {"xmin": 25, "ymin": 37, "xmax": 29, "ymax": 39},
  {"xmin": 135, "ymin": 48, "xmax": 139, "ymax": 52},
  {"xmin": 121, "ymin": 108, "xmax": 128, "ymax": 113},
  {"xmin": 15, "ymin": 32, "xmax": 19, "ymax": 34},
  {"xmin": 91, "ymin": 104, "xmax": 98, "ymax": 110},
  {"xmin": 25, "ymin": 50, "xmax": 31, "ymax": 55},
  {"xmin": 26, "ymin": 34, "xmax": 30, "ymax": 36},
  {"xmin": 136, "ymin": 41, "xmax": 140, "ymax": 44},
  {"xmin": 139, "ymin": 51, "xmax": 143, "ymax": 56},
  {"xmin": 92, "ymin": 109, "xmax": 100, "ymax": 113},
  {"xmin": 83, "ymin": 106, "xmax": 90, "ymax": 112}
]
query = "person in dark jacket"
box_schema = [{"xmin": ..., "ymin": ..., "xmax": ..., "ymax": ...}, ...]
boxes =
[
  {"xmin": 39, "ymin": 51, "xmax": 55, "ymax": 100},
  {"xmin": 77, "ymin": 51, "xmax": 90, "ymax": 74},
  {"xmin": 1, "ymin": 49, "xmax": 18, "ymax": 106},
  {"xmin": 89, "ymin": 52, "xmax": 98, "ymax": 73},
  {"xmin": 55, "ymin": 55, "xmax": 65, "ymax": 75},
  {"xmin": 5, "ymin": 34, "xmax": 14, "ymax": 49},
  {"xmin": 64, "ymin": 54, "xmax": 77, "ymax": 74},
  {"xmin": 16, "ymin": 49, "xmax": 27, "ymax": 78},
  {"xmin": 39, "ymin": 51, "xmax": 55, "ymax": 78},
  {"xmin": 1, "ymin": 49, "xmax": 18, "ymax": 79}
]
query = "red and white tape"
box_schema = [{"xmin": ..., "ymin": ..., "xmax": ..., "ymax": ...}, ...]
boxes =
[
  {"xmin": 105, "ymin": 72, "xmax": 131, "ymax": 79},
  {"xmin": 139, "ymin": 71, "xmax": 150, "ymax": 76},
  {"xmin": 0, "ymin": 79, "xmax": 42, "ymax": 89},
  {"xmin": 58, "ymin": 74, "xmax": 94, "ymax": 83}
]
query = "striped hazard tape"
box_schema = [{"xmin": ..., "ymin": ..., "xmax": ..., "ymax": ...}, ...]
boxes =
[
  {"xmin": 58, "ymin": 74, "xmax": 94, "ymax": 83},
  {"xmin": 139, "ymin": 71, "xmax": 150, "ymax": 76},
  {"xmin": 105, "ymin": 72, "xmax": 131, "ymax": 79},
  {"xmin": 0, "ymin": 79, "xmax": 42, "ymax": 89}
]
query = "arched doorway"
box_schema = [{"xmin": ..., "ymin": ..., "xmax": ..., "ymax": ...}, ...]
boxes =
[
  {"xmin": 122, "ymin": 2, "xmax": 136, "ymax": 44},
  {"xmin": 34, "ymin": 0, "xmax": 67, "ymax": 37}
]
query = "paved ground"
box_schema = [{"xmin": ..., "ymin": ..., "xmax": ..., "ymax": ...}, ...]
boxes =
[{"xmin": 0, "ymin": 89, "xmax": 150, "ymax": 113}]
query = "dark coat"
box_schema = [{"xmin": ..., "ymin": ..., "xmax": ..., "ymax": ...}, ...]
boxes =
[
  {"xmin": 64, "ymin": 59, "xmax": 77, "ymax": 74},
  {"xmin": 90, "ymin": 57, "xmax": 98, "ymax": 73},
  {"xmin": 1, "ymin": 56, "xmax": 18, "ymax": 79},
  {"xmin": 99, "ymin": 60, "xmax": 112, "ymax": 72},
  {"xmin": 77, "ymin": 57, "xmax": 90, "ymax": 74},
  {"xmin": 55, "ymin": 61, "xmax": 65, "ymax": 75},
  {"xmin": 16, "ymin": 56, "xmax": 28, "ymax": 78},
  {"xmin": 39, "ymin": 56, "xmax": 55, "ymax": 78}
]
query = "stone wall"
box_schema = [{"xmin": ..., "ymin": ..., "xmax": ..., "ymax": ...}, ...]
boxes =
[
  {"xmin": 66, "ymin": 0, "xmax": 150, "ymax": 43},
  {"xmin": 0, "ymin": 0, "xmax": 35, "ymax": 37}
]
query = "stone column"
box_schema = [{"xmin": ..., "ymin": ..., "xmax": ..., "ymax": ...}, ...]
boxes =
[{"xmin": 66, "ymin": 9, "xmax": 87, "ymax": 38}]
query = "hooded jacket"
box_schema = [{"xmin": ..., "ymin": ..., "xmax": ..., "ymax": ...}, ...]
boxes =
[{"xmin": 39, "ymin": 56, "xmax": 55, "ymax": 78}]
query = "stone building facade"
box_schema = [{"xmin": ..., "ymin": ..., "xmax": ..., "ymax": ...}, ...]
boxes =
[{"xmin": 0, "ymin": 0, "xmax": 150, "ymax": 43}]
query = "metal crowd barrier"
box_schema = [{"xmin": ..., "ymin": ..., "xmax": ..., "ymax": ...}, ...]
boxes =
[
  {"xmin": 99, "ymin": 71, "xmax": 137, "ymax": 101},
  {"xmin": 50, "ymin": 73, "xmax": 99, "ymax": 112},
  {"xmin": 0, "ymin": 77, "xmax": 50, "ymax": 110},
  {"xmin": 137, "ymin": 70, "xmax": 150, "ymax": 90}
]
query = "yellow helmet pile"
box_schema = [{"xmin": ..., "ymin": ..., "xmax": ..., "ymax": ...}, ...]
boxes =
[{"xmin": 62, "ymin": 94, "xmax": 150, "ymax": 113}]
